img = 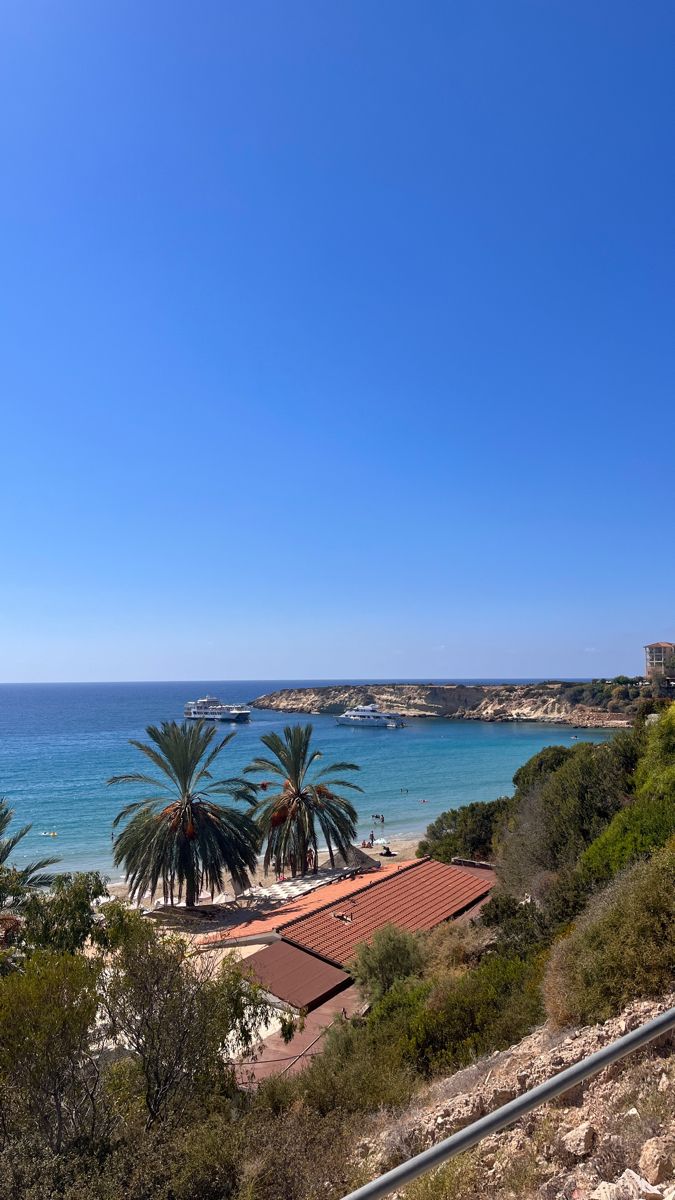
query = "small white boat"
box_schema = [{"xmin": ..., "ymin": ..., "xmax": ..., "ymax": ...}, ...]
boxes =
[
  {"xmin": 184, "ymin": 696, "xmax": 251, "ymax": 723},
  {"xmin": 336, "ymin": 703, "xmax": 406, "ymax": 728}
]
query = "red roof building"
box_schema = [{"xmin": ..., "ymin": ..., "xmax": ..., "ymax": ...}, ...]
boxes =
[
  {"xmin": 278, "ymin": 857, "xmax": 494, "ymax": 967},
  {"xmin": 245, "ymin": 940, "xmax": 351, "ymax": 1011}
]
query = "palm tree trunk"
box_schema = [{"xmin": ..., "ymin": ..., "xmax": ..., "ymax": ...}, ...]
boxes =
[{"xmin": 185, "ymin": 872, "xmax": 197, "ymax": 908}]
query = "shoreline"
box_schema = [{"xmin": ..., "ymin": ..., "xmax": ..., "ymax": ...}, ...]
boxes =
[{"xmin": 106, "ymin": 833, "xmax": 423, "ymax": 903}]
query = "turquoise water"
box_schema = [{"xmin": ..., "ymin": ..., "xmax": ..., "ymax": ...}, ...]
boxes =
[{"xmin": 0, "ymin": 681, "xmax": 611, "ymax": 878}]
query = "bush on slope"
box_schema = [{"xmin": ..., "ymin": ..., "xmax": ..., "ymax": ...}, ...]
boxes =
[{"xmin": 544, "ymin": 845, "xmax": 675, "ymax": 1026}]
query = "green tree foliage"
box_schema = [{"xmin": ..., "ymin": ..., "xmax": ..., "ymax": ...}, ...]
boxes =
[
  {"xmin": 100, "ymin": 916, "xmax": 275, "ymax": 1125},
  {"xmin": 511, "ymin": 745, "xmax": 574, "ymax": 799},
  {"xmin": 0, "ymin": 951, "xmax": 102, "ymax": 1151},
  {"xmin": 350, "ymin": 923, "xmax": 425, "ymax": 1003},
  {"xmin": 110, "ymin": 720, "xmax": 259, "ymax": 906},
  {"xmin": 246, "ymin": 724, "xmax": 361, "ymax": 876},
  {"xmin": 544, "ymin": 846, "xmax": 675, "ymax": 1026},
  {"xmin": 21, "ymin": 871, "xmax": 108, "ymax": 954},
  {"xmin": 499, "ymin": 740, "xmax": 632, "ymax": 895},
  {"xmin": 635, "ymin": 704, "xmax": 675, "ymax": 801},
  {"xmin": 559, "ymin": 677, "xmax": 643, "ymax": 713},
  {"xmin": 0, "ymin": 798, "xmax": 59, "ymax": 908},
  {"xmin": 544, "ymin": 713, "xmax": 675, "ymax": 910},
  {"xmin": 386, "ymin": 952, "xmax": 545, "ymax": 1076},
  {"xmin": 578, "ymin": 793, "xmax": 675, "ymax": 888},
  {"xmin": 417, "ymin": 797, "xmax": 510, "ymax": 863}
]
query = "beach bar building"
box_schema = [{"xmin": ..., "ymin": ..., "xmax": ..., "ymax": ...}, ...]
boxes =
[
  {"xmin": 277, "ymin": 857, "xmax": 494, "ymax": 968},
  {"xmin": 217, "ymin": 856, "xmax": 495, "ymax": 1083}
]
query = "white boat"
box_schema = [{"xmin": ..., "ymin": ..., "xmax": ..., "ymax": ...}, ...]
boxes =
[
  {"xmin": 336, "ymin": 703, "xmax": 406, "ymax": 728},
  {"xmin": 184, "ymin": 696, "xmax": 251, "ymax": 723}
]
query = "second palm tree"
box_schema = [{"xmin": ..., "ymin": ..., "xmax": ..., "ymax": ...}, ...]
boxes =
[{"xmin": 246, "ymin": 724, "xmax": 361, "ymax": 877}]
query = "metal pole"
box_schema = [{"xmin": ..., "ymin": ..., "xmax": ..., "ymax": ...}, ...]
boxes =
[{"xmin": 340, "ymin": 1005, "xmax": 675, "ymax": 1200}]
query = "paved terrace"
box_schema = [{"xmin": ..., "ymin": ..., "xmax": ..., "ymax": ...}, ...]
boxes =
[{"xmin": 235, "ymin": 986, "xmax": 364, "ymax": 1087}]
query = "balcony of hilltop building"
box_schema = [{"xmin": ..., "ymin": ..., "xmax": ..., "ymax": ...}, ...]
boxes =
[{"xmin": 644, "ymin": 641, "xmax": 675, "ymax": 679}]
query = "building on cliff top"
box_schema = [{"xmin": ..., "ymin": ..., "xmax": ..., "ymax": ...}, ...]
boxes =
[{"xmin": 645, "ymin": 642, "xmax": 675, "ymax": 679}]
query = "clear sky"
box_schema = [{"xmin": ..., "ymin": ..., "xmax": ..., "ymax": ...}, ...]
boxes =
[{"xmin": 1, "ymin": 2, "xmax": 673, "ymax": 683}]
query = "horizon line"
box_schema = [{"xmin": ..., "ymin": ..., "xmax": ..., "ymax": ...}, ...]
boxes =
[{"xmin": 0, "ymin": 675, "xmax": 633, "ymax": 687}]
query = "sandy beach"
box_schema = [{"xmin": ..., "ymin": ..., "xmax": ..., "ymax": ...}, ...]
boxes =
[{"xmin": 107, "ymin": 832, "xmax": 422, "ymax": 903}]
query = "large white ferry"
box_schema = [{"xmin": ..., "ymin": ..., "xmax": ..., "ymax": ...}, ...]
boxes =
[
  {"xmin": 184, "ymin": 696, "xmax": 251, "ymax": 723},
  {"xmin": 336, "ymin": 703, "xmax": 406, "ymax": 728}
]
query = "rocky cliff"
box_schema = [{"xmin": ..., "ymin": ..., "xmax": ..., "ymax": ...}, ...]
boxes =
[{"xmin": 249, "ymin": 683, "xmax": 632, "ymax": 728}]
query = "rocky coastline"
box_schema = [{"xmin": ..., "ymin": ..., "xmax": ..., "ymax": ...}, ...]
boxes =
[{"xmin": 249, "ymin": 682, "xmax": 632, "ymax": 728}]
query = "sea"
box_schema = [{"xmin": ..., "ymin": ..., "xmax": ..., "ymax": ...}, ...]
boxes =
[{"xmin": 0, "ymin": 681, "xmax": 612, "ymax": 880}]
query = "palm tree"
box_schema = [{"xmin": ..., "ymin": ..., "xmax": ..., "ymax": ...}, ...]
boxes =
[
  {"xmin": 0, "ymin": 798, "xmax": 60, "ymax": 909},
  {"xmin": 246, "ymin": 724, "xmax": 361, "ymax": 877},
  {"xmin": 109, "ymin": 721, "xmax": 259, "ymax": 907}
]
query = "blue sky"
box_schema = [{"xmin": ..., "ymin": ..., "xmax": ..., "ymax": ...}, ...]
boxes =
[{"xmin": 1, "ymin": 2, "xmax": 673, "ymax": 682}]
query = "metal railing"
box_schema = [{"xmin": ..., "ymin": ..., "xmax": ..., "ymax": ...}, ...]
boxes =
[{"xmin": 340, "ymin": 1005, "xmax": 675, "ymax": 1200}]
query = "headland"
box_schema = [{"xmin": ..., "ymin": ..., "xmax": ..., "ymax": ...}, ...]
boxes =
[{"xmin": 250, "ymin": 681, "xmax": 634, "ymax": 728}]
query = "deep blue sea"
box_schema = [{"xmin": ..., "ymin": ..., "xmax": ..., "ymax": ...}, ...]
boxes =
[{"xmin": 0, "ymin": 681, "xmax": 611, "ymax": 879}]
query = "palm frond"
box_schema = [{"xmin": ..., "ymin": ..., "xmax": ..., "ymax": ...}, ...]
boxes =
[
  {"xmin": 247, "ymin": 724, "xmax": 359, "ymax": 876},
  {"xmin": 111, "ymin": 721, "xmax": 256, "ymax": 905}
]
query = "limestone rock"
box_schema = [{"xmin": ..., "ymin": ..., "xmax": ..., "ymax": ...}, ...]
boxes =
[
  {"xmin": 590, "ymin": 1185, "xmax": 622, "ymax": 1200},
  {"xmin": 439, "ymin": 1093, "xmax": 485, "ymax": 1126},
  {"xmin": 487, "ymin": 1083, "xmax": 518, "ymax": 1109},
  {"xmin": 538, "ymin": 1173, "xmax": 579, "ymax": 1199},
  {"xmin": 561, "ymin": 1121, "xmax": 596, "ymax": 1160},
  {"xmin": 589, "ymin": 1172, "xmax": 663, "ymax": 1200},
  {"xmin": 639, "ymin": 1137, "xmax": 674, "ymax": 1185},
  {"xmin": 612, "ymin": 1169, "xmax": 663, "ymax": 1198}
]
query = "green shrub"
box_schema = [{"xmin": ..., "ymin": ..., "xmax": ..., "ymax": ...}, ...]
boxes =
[
  {"xmin": 544, "ymin": 846, "xmax": 675, "ymax": 1026},
  {"xmin": 480, "ymin": 890, "xmax": 551, "ymax": 954},
  {"xmin": 417, "ymin": 797, "xmax": 510, "ymax": 863},
  {"xmin": 499, "ymin": 740, "xmax": 631, "ymax": 894},
  {"xmin": 635, "ymin": 705, "xmax": 675, "ymax": 802},
  {"xmin": 294, "ymin": 1006, "xmax": 419, "ymax": 1113},
  {"xmin": 350, "ymin": 923, "xmax": 425, "ymax": 1002},
  {"xmin": 422, "ymin": 918, "xmax": 490, "ymax": 976},
  {"xmin": 579, "ymin": 793, "xmax": 675, "ymax": 887},
  {"xmin": 238, "ymin": 1104, "xmax": 360, "ymax": 1200},
  {"xmin": 402, "ymin": 952, "xmax": 545, "ymax": 1076}
]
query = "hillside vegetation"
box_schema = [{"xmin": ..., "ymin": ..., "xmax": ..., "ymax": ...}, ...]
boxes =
[{"xmin": 0, "ymin": 706, "xmax": 672, "ymax": 1200}]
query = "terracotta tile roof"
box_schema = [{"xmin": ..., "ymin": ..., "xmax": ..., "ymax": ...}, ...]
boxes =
[
  {"xmin": 645, "ymin": 642, "xmax": 675, "ymax": 649},
  {"xmin": 194, "ymin": 861, "xmax": 404, "ymax": 948},
  {"xmin": 279, "ymin": 857, "xmax": 495, "ymax": 966},
  {"xmin": 245, "ymin": 941, "xmax": 351, "ymax": 1011}
]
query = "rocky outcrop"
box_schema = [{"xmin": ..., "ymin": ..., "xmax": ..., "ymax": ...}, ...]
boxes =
[
  {"xmin": 356, "ymin": 993, "xmax": 675, "ymax": 1200},
  {"xmin": 250, "ymin": 682, "xmax": 632, "ymax": 728}
]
